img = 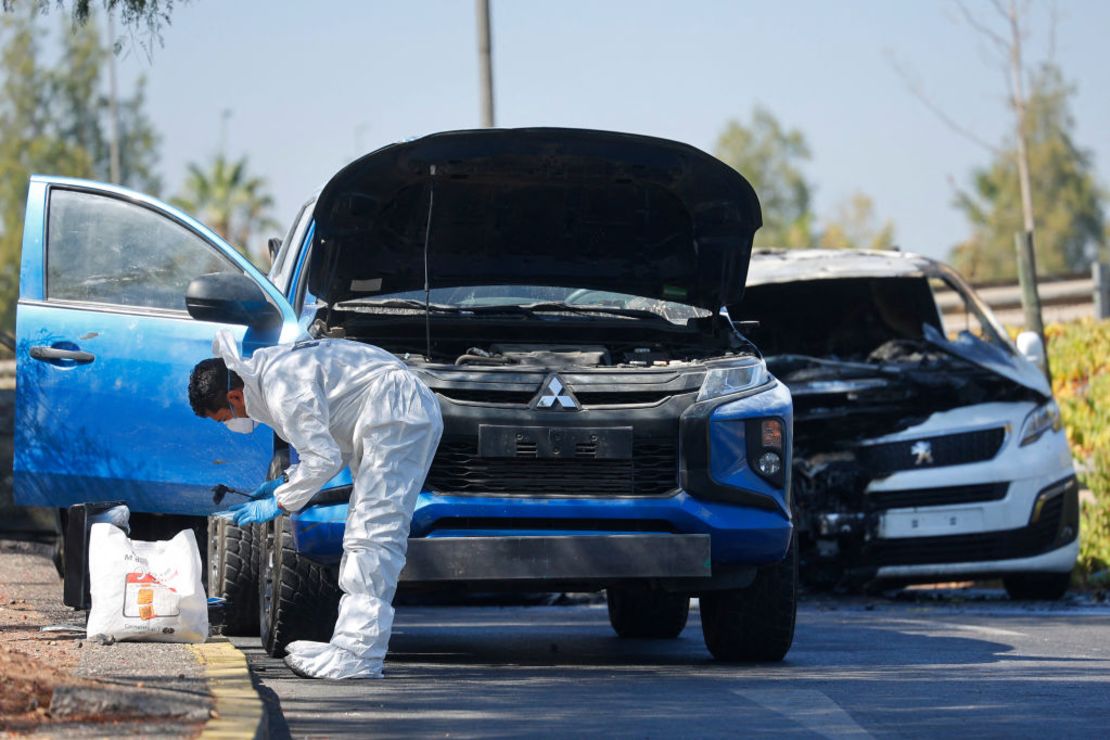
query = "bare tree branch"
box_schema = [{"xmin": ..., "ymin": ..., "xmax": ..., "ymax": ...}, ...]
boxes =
[
  {"xmin": 956, "ymin": 0, "xmax": 1010, "ymax": 55},
  {"xmin": 885, "ymin": 50, "xmax": 1003, "ymax": 155}
]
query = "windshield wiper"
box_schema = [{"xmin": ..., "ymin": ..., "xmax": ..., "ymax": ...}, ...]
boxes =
[
  {"xmin": 467, "ymin": 302, "xmax": 665, "ymax": 321},
  {"xmin": 333, "ymin": 298, "xmax": 461, "ymax": 313}
]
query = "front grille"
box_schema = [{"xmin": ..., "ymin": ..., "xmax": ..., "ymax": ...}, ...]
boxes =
[
  {"xmin": 857, "ymin": 427, "xmax": 1007, "ymax": 474},
  {"xmin": 426, "ymin": 438, "xmax": 677, "ymax": 496},
  {"xmin": 869, "ymin": 482, "xmax": 1009, "ymax": 510},
  {"xmin": 436, "ymin": 388, "xmax": 536, "ymax": 404},
  {"xmin": 871, "ymin": 491, "xmax": 1064, "ymax": 566},
  {"xmin": 433, "ymin": 386, "xmax": 695, "ymax": 408},
  {"xmin": 574, "ymin": 390, "xmax": 693, "ymax": 407}
]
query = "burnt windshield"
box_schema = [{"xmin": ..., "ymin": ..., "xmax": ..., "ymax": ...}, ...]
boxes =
[{"xmin": 739, "ymin": 276, "xmax": 942, "ymax": 359}]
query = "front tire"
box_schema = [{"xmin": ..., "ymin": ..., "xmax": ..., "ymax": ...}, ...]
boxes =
[
  {"xmin": 207, "ymin": 518, "xmax": 260, "ymax": 636},
  {"xmin": 606, "ymin": 587, "xmax": 689, "ymax": 639},
  {"xmin": 259, "ymin": 515, "xmax": 341, "ymax": 658},
  {"xmin": 1003, "ymin": 571, "xmax": 1071, "ymax": 601},
  {"xmin": 700, "ymin": 536, "xmax": 797, "ymax": 662}
]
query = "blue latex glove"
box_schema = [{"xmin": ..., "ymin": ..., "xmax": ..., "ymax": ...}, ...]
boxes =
[
  {"xmin": 216, "ymin": 496, "xmax": 282, "ymax": 526},
  {"xmin": 249, "ymin": 477, "xmax": 285, "ymax": 500}
]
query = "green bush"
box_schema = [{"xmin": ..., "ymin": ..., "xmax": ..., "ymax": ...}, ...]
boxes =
[{"xmin": 1046, "ymin": 319, "xmax": 1110, "ymax": 584}]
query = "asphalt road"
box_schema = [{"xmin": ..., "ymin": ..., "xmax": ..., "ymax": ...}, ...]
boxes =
[{"xmin": 237, "ymin": 593, "xmax": 1110, "ymax": 738}]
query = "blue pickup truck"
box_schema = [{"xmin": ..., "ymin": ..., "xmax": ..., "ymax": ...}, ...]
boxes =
[{"xmin": 15, "ymin": 128, "xmax": 795, "ymax": 661}]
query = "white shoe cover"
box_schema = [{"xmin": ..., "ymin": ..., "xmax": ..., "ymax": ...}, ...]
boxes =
[{"xmin": 284, "ymin": 640, "xmax": 383, "ymax": 679}]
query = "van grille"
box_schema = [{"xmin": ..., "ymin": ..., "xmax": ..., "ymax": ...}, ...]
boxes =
[
  {"xmin": 857, "ymin": 427, "xmax": 1006, "ymax": 474},
  {"xmin": 869, "ymin": 482, "xmax": 1009, "ymax": 510},
  {"xmin": 426, "ymin": 438, "xmax": 677, "ymax": 497}
]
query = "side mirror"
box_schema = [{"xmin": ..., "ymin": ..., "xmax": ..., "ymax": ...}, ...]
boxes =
[
  {"xmin": 267, "ymin": 237, "xmax": 282, "ymax": 262},
  {"xmin": 1016, "ymin": 331, "xmax": 1046, "ymax": 372},
  {"xmin": 185, "ymin": 273, "xmax": 281, "ymax": 331}
]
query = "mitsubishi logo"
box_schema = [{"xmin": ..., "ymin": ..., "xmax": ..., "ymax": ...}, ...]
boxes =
[
  {"xmin": 536, "ymin": 375, "xmax": 579, "ymax": 410},
  {"xmin": 910, "ymin": 440, "xmax": 934, "ymax": 466}
]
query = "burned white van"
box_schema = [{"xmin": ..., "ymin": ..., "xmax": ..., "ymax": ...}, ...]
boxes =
[{"xmin": 740, "ymin": 249, "xmax": 1078, "ymax": 598}]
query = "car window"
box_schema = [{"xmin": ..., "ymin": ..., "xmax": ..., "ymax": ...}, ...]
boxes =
[
  {"xmin": 928, "ymin": 276, "xmax": 1008, "ymax": 348},
  {"xmin": 46, "ymin": 189, "xmax": 238, "ymax": 312}
]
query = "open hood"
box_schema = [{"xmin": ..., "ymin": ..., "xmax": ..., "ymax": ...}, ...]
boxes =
[{"xmin": 310, "ymin": 128, "xmax": 761, "ymax": 311}]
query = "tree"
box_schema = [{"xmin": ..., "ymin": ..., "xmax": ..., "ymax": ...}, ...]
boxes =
[
  {"xmin": 0, "ymin": 9, "xmax": 161, "ymax": 329},
  {"xmin": 714, "ymin": 107, "xmax": 815, "ymax": 248},
  {"xmin": 173, "ymin": 154, "xmax": 278, "ymax": 265},
  {"xmin": 949, "ymin": 64, "xmax": 1105, "ymax": 280},
  {"xmin": 818, "ymin": 192, "xmax": 896, "ymax": 251},
  {"xmin": 4, "ymin": 1, "xmax": 182, "ymax": 38},
  {"xmin": 48, "ymin": 13, "xmax": 161, "ymax": 192}
]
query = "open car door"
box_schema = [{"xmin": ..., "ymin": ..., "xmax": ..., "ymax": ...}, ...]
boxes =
[{"xmin": 14, "ymin": 177, "xmax": 300, "ymax": 515}]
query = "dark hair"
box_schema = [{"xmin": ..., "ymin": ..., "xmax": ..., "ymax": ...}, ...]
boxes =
[{"xmin": 188, "ymin": 358, "xmax": 244, "ymax": 417}]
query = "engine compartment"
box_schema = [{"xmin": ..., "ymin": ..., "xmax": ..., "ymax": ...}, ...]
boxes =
[{"xmin": 741, "ymin": 274, "xmax": 1045, "ymax": 587}]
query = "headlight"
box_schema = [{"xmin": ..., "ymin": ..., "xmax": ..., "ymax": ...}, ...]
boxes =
[
  {"xmin": 1020, "ymin": 400, "xmax": 1062, "ymax": 446},
  {"xmin": 697, "ymin": 359, "xmax": 768, "ymax": 402}
]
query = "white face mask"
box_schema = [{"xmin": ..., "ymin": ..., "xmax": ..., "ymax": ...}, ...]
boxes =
[
  {"xmin": 224, "ymin": 416, "xmax": 258, "ymax": 435},
  {"xmin": 223, "ymin": 371, "xmax": 257, "ymax": 434}
]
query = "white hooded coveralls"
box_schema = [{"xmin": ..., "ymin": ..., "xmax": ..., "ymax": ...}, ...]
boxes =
[{"xmin": 214, "ymin": 331, "xmax": 443, "ymax": 678}]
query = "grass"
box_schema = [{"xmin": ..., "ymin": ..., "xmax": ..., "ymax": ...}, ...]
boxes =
[{"xmin": 1046, "ymin": 319, "xmax": 1110, "ymax": 585}]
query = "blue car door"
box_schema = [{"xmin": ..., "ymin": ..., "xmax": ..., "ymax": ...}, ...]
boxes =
[{"xmin": 14, "ymin": 176, "xmax": 300, "ymax": 515}]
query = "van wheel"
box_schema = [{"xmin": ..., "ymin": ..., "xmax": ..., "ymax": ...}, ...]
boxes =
[
  {"xmin": 1003, "ymin": 572, "xmax": 1071, "ymax": 601},
  {"xmin": 259, "ymin": 515, "xmax": 340, "ymax": 658},
  {"xmin": 700, "ymin": 536, "xmax": 797, "ymax": 662},
  {"xmin": 606, "ymin": 587, "xmax": 689, "ymax": 638},
  {"xmin": 207, "ymin": 518, "xmax": 260, "ymax": 636}
]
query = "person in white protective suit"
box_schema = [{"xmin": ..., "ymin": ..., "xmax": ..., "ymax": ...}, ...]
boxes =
[{"xmin": 188, "ymin": 330, "xmax": 443, "ymax": 679}]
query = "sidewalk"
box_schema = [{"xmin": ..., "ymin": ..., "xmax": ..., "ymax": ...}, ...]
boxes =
[{"xmin": 0, "ymin": 539, "xmax": 214, "ymax": 736}]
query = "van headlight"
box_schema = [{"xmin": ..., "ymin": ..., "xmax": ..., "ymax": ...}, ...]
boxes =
[
  {"xmin": 1020, "ymin": 400, "xmax": 1062, "ymax": 446},
  {"xmin": 697, "ymin": 359, "xmax": 768, "ymax": 402}
]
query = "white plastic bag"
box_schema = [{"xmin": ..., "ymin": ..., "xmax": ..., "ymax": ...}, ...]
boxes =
[{"xmin": 86, "ymin": 523, "xmax": 209, "ymax": 643}]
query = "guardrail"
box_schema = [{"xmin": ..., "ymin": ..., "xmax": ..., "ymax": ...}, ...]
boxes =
[{"xmin": 937, "ymin": 263, "xmax": 1109, "ymax": 327}]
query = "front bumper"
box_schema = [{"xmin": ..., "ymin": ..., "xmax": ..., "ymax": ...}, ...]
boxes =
[
  {"xmin": 290, "ymin": 488, "xmax": 792, "ymax": 570},
  {"xmin": 399, "ymin": 533, "xmax": 712, "ymax": 582},
  {"xmin": 871, "ymin": 475, "xmax": 1080, "ymax": 579}
]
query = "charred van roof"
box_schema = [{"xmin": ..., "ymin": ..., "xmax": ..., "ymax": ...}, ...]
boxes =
[
  {"xmin": 747, "ymin": 248, "xmax": 938, "ymax": 286},
  {"xmin": 310, "ymin": 128, "xmax": 762, "ymax": 312}
]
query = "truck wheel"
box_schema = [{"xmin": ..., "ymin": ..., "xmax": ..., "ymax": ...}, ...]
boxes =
[
  {"xmin": 700, "ymin": 536, "xmax": 797, "ymax": 662},
  {"xmin": 259, "ymin": 515, "xmax": 340, "ymax": 658},
  {"xmin": 606, "ymin": 587, "xmax": 689, "ymax": 639},
  {"xmin": 207, "ymin": 518, "xmax": 260, "ymax": 636},
  {"xmin": 1003, "ymin": 572, "xmax": 1071, "ymax": 601}
]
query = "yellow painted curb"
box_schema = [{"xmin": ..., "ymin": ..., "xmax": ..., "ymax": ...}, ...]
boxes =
[{"xmin": 189, "ymin": 637, "xmax": 267, "ymax": 739}]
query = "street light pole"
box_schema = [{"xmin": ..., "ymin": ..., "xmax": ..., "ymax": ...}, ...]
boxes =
[
  {"xmin": 476, "ymin": 0, "xmax": 495, "ymax": 127},
  {"xmin": 106, "ymin": 10, "xmax": 121, "ymax": 184}
]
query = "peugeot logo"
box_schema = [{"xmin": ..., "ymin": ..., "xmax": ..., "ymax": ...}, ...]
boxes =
[
  {"xmin": 536, "ymin": 375, "xmax": 579, "ymax": 410},
  {"xmin": 910, "ymin": 440, "xmax": 934, "ymax": 466}
]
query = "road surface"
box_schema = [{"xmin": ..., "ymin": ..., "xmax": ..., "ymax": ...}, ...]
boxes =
[{"xmin": 238, "ymin": 594, "xmax": 1110, "ymax": 738}]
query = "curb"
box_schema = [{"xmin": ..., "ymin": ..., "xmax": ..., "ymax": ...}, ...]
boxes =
[{"xmin": 189, "ymin": 637, "xmax": 268, "ymax": 739}]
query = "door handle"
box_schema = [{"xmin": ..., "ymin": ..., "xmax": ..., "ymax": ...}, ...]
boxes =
[{"xmin": 29, "ymin": 346, "xmax": 96, "ymax": 363}]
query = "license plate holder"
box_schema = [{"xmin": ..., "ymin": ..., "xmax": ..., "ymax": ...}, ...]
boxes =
[{"xmin": 478, "ymin": 425, "xmax": 633, "ymax": 459}]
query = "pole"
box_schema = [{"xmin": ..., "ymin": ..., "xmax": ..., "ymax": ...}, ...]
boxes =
[
  {"xmin": 106, "ymin": 10, "xmax": 121, "ymax": 184},
  {"xmin": 1015, "ymin": 232, "xmax": 1050, "ymax": 380},
  {"xmin": 476, "ymin": 0, "xmax": 495, "ymax": 127},
  {"xmin": 1094, "ymin": 261, "xmax": 1110, "ymax": 321}
]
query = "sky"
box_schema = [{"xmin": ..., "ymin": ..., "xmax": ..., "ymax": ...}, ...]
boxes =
[{"xmin": 97, "ymin": 0, "xmax": 1110, "ymax": 260}]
